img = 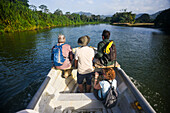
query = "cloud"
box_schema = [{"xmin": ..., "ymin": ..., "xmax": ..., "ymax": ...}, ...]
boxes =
[
  {"xmin": 86, "ymin": 0, "xmax": 94, "ymax": 4},
  {"xmin": 103, "ymin": 0, "xmax": 170, "ymax": 14},
  {"xmin": 29, "ymin": 0, "xmax": 170, "ymax": 15},
  {"xmin": 77, "ymin": 0, "xmax": 93, "ymax": 5}
]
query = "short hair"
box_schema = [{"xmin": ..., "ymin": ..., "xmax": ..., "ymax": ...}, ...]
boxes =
[
  {"xmin": 102, "ymin": 30, "xmax": 110, "ymax": 39},
  {"xmin": 58, "ymin": 34, "xmax": 66, "ymax": 43},
  {"xmin": 103, "ymin": 68, "xmax": 116, "ymax": 80}
]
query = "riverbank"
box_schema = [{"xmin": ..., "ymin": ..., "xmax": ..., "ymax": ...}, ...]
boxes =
[
  {"xmin": 0, "ymin": 22, "xmax": 101, "ymax": 34},
  {"xmin": 0, "ymin": 1, "xmax": 105, "ymax": 35},
  {"xmin": 111, "ymin": 23, "xmax": 155, "ymax": 28}
]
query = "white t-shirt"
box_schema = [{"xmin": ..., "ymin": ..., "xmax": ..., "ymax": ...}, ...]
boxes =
[
  {"xmin": 75, "ymin": 46, "xmax": 94, "ymax": 74},
  {"xmin": 98, "ymin": 79, "xmax": 117, "ymax": 98}
]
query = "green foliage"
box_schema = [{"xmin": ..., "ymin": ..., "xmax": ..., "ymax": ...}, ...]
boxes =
[
  {"xmin": 135, "ymin": 14, "xmax": 152, "ymax": 23},
  {"xmin": 111, "ymin": 11, "xmax": 136, "ymax": 24},
  {"xmin": 154, "ymin": 8, "xmax": 170, "ymax": 34},
  {"xmin": 39, "ymin": 5, "xmax": 49, "ymax": 13},
  {"xmin": 29, "ymin": 5, "xmax": 37, "ymax": 11},
  {"xmin": 54, "ymin": 9, "xmax": 63, "ymax": 16},
  {"xmin": 103, "ymin": 17, "xmax": 112, "ymax": 23},
  {"xmin": 0, "ymin": 1, "xmax": 104, "ymax": 33}
]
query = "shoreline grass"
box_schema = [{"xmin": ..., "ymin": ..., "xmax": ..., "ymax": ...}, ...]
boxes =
[{"xmin": 111, "ymin": 23, "xmax": 155, "ymax": 28}]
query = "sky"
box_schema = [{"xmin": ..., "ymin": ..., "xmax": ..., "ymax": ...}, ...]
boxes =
[{"xmin": 28, "ymin": 0, "xmax": 170, "ymax": 15}]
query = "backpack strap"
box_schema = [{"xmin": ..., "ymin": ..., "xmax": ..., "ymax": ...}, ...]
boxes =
[
  {"xmin": 106, "ymin": 79, "xmax": 118, "ymax": 97},
  {"xmin": 100, "ymin": 79, "xmax": 114, "ymax": 99},
  {"xmin": 101, "ymin": 40, "xmax": 110, "ymax": 48},
  {"xmin": 54, "ymin": 43, "xmax": 65, "ymax": 48},
  {"xmin": 54, "ymin": 44, "xmax": 67, "ymax": 58},
  {"xmin": 105, "ymin": 79, "xmax": 113, "ymax": 87},
  {"xmin": 100, "ymin": 88, "xmax": 103, "ymax": 99},
  {"xmin": 102, "ymin": 40, "xmax": 113, "ymax": 45}
]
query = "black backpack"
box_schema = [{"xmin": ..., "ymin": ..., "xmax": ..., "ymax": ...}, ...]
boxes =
[
  {"xmin": 100, "ymin": 40, "xmax": 116, "ymax": 65},
  {"xmin": 101, "ymin": 80, "xmax": 118, "ymax": 108}
]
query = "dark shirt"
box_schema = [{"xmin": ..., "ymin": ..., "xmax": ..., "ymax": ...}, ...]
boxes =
[{"xmin": 95, "ymin": 39, "xmax": 116, "ymax": 66}]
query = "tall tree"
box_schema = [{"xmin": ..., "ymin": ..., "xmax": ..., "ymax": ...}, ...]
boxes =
[
  {"xmin": 154, "ymin": 8, "xmax": 170, "ymax": 34},
  {"xmin": 8, "ymin": 0, "xmax": 29, "ymax": 7},
  {"xmin": 65, "ymin": 12, "xmax": 71, "ymax": 15},
  {"xmin": 136, "ymin": 14, "xmax": 151, "ymax": 23},
  {"xmin": 104, "ymin": 17, "xmax": 112, "ymax": 22},
  {"xmin": 29, "ymin": 5, "xmax": 37, "ymax": 11},
  {"xmin": 19, "ymin": 0, "xmax": 29, "ymax": 6},
  {"xmin": 39, "ymin": 5, "xmax": 48, "ymax": 13},
  {"xmin": 111, "ymin": 11, "xmax": 136, "ymax": 23},
  {"xmin": 54, "ymin": 9, "xmax": 63, "ymax": 16}
]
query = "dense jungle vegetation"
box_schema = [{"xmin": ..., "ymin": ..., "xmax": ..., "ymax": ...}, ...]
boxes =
[
  {"xmin": 111, "ymin": 10, "xmax": 136, "ymax": 24},
  {"xmin": 0, "ymin": 0, "xmax": 169, "ymax": 34},
  {"xmin": 154, "ymin": 8, "xmax": 170, "ymax": 34},
  {"xmin": 0, "ymin": 0, "xmax": 105, "ymax": 33}
]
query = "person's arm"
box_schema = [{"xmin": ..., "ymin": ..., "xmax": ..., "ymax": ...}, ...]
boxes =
[
  {"xmin": 51, "ymin": 46, "xmax": 55, "ymax": 66},
  {"xmin": 51, "ymin": 46, "xmax": 55, "ymax": 60},
  {"xmin": 95, "ymin": 42, "xmax": 104, "ymax": 58},
  {"xmin": 74, "ymin": 60, "xmax": 78, "ymax": 69},
  {"xmin": 68, "ymin": 47, "xmax": 74, "ymax": 62},
  {"xmin": 74, "ymin": 49, "xmax": 78, "ymax": 69},
  {"xmin": 92, "ymin": 49, "xmax": 94, "ymax": 61},
  {"xmin": 94, "ymin": 72, "xmax": 101, "ymax": 90}
]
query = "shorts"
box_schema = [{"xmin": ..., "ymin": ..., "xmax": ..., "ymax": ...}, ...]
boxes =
[{"xmin": 77, "ymin": 72, "xmax": 93, "ymax": 85}]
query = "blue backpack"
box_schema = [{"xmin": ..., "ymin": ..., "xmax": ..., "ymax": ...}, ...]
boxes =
[{"xmin": 52, "ymin": 44, "xmax": 66, "ymax": 66}]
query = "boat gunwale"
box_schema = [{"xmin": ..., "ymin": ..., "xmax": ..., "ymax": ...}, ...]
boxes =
[
  {"xmin": 117, "ymin": 67, "xmax": 156, "ymax": 113},
  {"xmin": 27, "ymin": 76, "xmax": 51, "ymax": 109}
]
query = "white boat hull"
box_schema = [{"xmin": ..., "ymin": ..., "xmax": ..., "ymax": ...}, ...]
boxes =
[{"xmin": 24, "ymin": 47, "xmax": 156, "ymax": 113}]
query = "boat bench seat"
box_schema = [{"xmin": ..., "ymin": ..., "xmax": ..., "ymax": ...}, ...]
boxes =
[
  {"xmin": 94, "ymin": 61, "xmax": 120, "ymax": 68},
  {"xmin": 55, "ymin": 93, "xmax": 103, "ymax": 108},
  {"xmin": 50, "ymin": 93, "xmax": 121, "ymax": 113},
  {"xmin": 51, "ymin": 93, "xmax": 104, "ymax": 112}
]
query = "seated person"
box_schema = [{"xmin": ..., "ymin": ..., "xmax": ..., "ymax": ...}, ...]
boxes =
[
  {"xmin": 94, "ymin": 30, "xmax": 116, "ymax": 66},
  {"xmin": 93, "ymin": 68, "xmax": 117, "ymax": 100},
  {"xmin": 51, "ymin": 34, "xmax": 73, "ymax": 78}
]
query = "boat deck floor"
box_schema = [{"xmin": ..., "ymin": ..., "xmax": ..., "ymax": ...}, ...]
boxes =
[{"xmin": 32, "ymin": 68, "xmax": 140, "ymax": 113}]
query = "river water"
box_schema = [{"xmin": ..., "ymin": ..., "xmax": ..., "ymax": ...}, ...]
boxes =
[{"xmin": 0, "ymin": 24, "xmax": 169, "ymax": 113}]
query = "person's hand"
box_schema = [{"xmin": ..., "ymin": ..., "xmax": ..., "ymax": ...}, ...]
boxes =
[{"xmin": 95, "ymin": 72, "xmax": 99, "ymax": 79}]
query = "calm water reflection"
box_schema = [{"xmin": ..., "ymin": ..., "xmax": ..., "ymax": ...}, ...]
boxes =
[{"xmin": 0, "ymin": 24, "xmax": 169, "ymax": 113}]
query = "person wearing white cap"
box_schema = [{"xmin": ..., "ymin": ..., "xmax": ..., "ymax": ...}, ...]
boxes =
[{"xmin": 51, "ymin": 34, "xmax": 73, "ymax": 78}]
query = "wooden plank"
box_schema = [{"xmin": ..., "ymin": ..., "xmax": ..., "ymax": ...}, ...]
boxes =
[
  {"xmin": 95, "ymin": 61, "xmax": 120, "ymax": 69},
  {"xmin": 56, "ymin": 93, "xmax": 96, "ymax": 101},
  {"xmin": 54, "ymin": 101, "xmax": 103, "ymax": 111},
  {"xmin": 53, "ymin": 93, "xmax": 104, "ymax": 111}
]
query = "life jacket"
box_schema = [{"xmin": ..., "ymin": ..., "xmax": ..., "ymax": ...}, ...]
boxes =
[{"xmin": 52, "ymin": 44, "xmax": 66, "ymax": 66}]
